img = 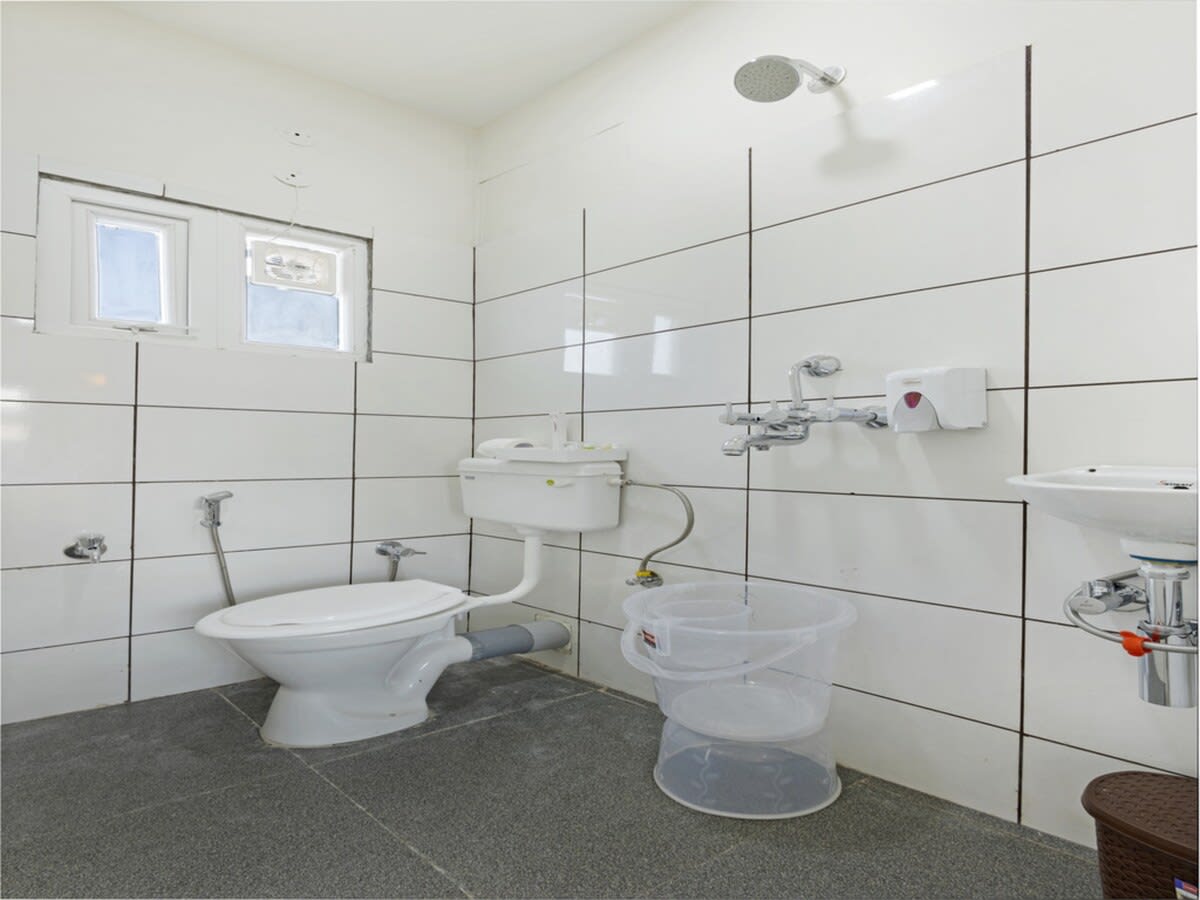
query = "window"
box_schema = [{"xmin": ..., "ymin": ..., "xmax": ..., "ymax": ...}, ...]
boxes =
[{"xmin": 35, "ymin": 178, "xmax": 368, "ymax": 358}]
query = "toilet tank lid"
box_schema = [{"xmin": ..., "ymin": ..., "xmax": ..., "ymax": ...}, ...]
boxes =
[{"xmin": 219, "ymin": 579, "xmax": 466, "ymax": 629}]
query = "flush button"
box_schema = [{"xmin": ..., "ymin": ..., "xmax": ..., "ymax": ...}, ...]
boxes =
[{"xmin": 903, "ymin": 391, "xmax": 923, "ymax": 409}]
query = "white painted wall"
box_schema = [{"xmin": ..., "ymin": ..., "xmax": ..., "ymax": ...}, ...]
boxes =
[
  {"xmin": 1, "ymin": 2, "xmax": 475, "ymax": 720},
  {"xmin": 468, "ymin": 0, "xmax": 1197, "ymax": 847}
]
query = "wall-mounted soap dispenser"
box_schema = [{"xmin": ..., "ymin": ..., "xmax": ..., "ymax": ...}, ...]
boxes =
[{"xmin": 885, "ymin": 367, "xmax": 987, "ymax": 433}]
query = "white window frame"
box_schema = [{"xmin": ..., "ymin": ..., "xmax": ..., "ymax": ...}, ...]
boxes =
[
  {"xmin": 218, "ymin": 215, "xmax": 369, "ymax": 360},
  {"xmin": 35, "ymin": 179, "xmax": 216, "ymax": 343},
  {"xmin": 35, "ymin": 177, "xmax": 370, "ymax": 361}
]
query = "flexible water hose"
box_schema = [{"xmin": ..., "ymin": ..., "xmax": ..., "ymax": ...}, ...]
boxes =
[
  {"xmin": 617, "ymin": 479, "xmax": 695, "ymax": 586},
  {"xmin": 208, "ymin": 522, "xmax": 236, "ymax": 606}
]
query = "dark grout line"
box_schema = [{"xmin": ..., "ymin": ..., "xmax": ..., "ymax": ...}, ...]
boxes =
[
  {"xmin": 583, "ymin": 230, "xmax": 748, "ymax": 277},
  {"xmin": 1028, "ymin": 243, "xmax": 1197, "ymax": 275},
  {"xmin": 833, "ymin": 683, "xmax": 1019, "ymax": 734},
  {"xmin": 1031, "ymin": 112, "xmax": 1197, "ymax": 159},
  {"xmin": 372, "ymin": 349, "xmax": 474, "ymax": 363},
  {"xmin": 126, "ymin": 343, "xmax": 140, "ymax": 702},
  {"xmin": 0, "ymin": 228, "xmax": 37, "ymax": 239},
  {"xmin": 2, "ymin": 633, "xmax": 130, "ymax": 656},
  {"xmin": 1018, "ymin": 44, "xmax": 1033, "ymax": 824},
  {"xmin": 1020, "ymin": 732, "xmax": 1196, "ymax": 778},
  {"xmin": 1027, "ymin": 376, "xmax": 1197, "ymax": 391},
  {"xmin": 373, "ymin": 286, "xmax": 473, "ymax": 306},
  {"xmin": 476, "ymin": 273, "xmax": 582, "ymax": 305},
  {"xmin": 751, "ymin": 157, "xmax": 1025, "ymax": 233},
  {"xmin": 744, "ymin": 486, "xmax": 1022, "ymax": 505}
]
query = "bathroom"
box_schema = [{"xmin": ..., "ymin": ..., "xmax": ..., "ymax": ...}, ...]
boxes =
[{"xmin": 1, "ymin": 0, "xmax": 1196, "ymax": 896}]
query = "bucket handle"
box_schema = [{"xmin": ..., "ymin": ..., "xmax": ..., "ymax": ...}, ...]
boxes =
[{"xmin": 620, "ymin": 622, "xmax": 820, "ymax": 682}]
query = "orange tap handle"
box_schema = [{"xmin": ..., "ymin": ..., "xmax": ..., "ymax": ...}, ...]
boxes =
[{"xmin": 1119, "ymin": 630, "xmax": 1152, "ymax": 657}]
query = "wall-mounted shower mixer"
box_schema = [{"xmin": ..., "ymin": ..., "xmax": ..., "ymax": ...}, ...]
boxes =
[
  {"xmin": 720, "ymin": 355, "xmax": 888, "ymax": 455},
  {"xmin": 1065, "ymin": 562, "xmax": 1197, "ymax": 708}
]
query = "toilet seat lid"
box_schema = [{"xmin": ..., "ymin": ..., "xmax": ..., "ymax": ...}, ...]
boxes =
[{"xmin": 202, "ymin": 579, "xmax": 466, "ymax": 638}]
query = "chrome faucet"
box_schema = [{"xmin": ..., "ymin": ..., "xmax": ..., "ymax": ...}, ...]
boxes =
[
  {"xmin": 376, "ymin": 541, "xmax": 427, "ymax": 582},
  {"xmin": 721, "ymin": 355, "xmax": 888, "ymax": 455},
  {"xmin": 200, "ymin": 491, "xmax": 233, "ymax": 528},
  {"xmin": 63, "ymin": 533, "xmax": 107, "ymax": 563}
]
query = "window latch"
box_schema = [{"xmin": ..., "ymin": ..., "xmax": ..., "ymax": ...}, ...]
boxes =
[{"xmin": 111, "ymin": 324, "xmax": 159, "ymax": 334}]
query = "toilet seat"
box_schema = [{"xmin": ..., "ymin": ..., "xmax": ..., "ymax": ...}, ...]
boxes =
[{"xmin": 195, "ymin": 579, "xmax": 467, "ymax": 641}]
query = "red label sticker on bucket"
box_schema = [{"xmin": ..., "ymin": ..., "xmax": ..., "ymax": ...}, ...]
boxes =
[{"xmin": 641, "ymin": 629, "xmax": 658, "ymax": 649}]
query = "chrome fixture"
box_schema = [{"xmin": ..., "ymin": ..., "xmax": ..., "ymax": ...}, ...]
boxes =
[
  {"xmin": 720, "ymin": 355, "xmax": 888, "ymax": 455},
  {"xmin": 734, "ymin": 55, "xmax": 846, "ymax": 102},
  {"xmin": 63, "ymin": 533, "xmax": 106, "ymax": 563},
  {"xmin": 610, "ymin": 479, "xmax": 695, "ymax": 588},
  {"xmin": 376, "ymin": 541, "xmax": 427, "ymax": 582},
  {"xmin": 1064, "ymin": 563, "xmax": 1197, "ymax": 708},
  {"xmin": 200, "ymin": 491, "xmax": 236, "ymax": 606}
]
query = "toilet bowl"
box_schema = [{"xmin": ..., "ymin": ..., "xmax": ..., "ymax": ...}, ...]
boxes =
[
  {"xmin": 196, "ymin": 579, "xmax": 474, "ymax": 747},
  {"xmin": 196, "ymin": 447, "xmax": 626, "ymax": 748}
]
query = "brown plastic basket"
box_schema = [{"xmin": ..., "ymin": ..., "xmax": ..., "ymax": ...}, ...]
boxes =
[{"xmin": 1081, "ymin": 771, "xmax": 1198, "ymax": 899}]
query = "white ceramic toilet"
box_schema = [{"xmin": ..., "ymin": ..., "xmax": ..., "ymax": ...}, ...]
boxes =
[{"xmin": 195, "ymin": 448, "xmax": 625, "ymax": 748}]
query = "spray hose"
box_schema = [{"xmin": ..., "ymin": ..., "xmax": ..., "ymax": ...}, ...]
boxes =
[{"xmin": 612, "ymin": 479, "xmax": 695, "ymax": 588}]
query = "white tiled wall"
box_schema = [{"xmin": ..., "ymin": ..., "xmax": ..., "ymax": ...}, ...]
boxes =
[
  {"xmin": 469, "ymin": 41, "xmax": 1197, "ymax": 848},
  {"xmin": 1, "ymin": 3, "xmax": 475, "ymax": 724}
]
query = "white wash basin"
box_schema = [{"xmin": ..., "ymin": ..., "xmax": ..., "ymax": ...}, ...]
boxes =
[{"xmin": 1008, "ymin": 466, "xmax": 1198, "ymax": 563}]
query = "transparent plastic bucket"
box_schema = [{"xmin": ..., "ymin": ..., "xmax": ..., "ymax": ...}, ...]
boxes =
[{"xmin": 621, "ymin": 581, "xmax": 856, "ymax": 818}]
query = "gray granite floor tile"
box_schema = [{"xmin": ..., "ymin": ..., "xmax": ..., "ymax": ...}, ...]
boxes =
[
  {"xmin": 316, "ymin": 691, "xmax": 760, "ymax": 898},
  {"xmin": 1, "ymin": 689, "xmax": 304, "ymax": 840},
  {"xmin": 649, "ymin": 779, "xmax": 1101, "ymax": 900},
  {"xmin": 0, "ymin": 768, "xmax": 466, "ymax": 899},
  {"xmin": 218, "ymin": 657, "xmax": 593, "ymax": 763}
]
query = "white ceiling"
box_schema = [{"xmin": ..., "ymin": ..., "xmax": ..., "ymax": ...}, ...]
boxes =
[{"xmin": 114, "ymin": 1, "xmax": 696, "ymax": 127}]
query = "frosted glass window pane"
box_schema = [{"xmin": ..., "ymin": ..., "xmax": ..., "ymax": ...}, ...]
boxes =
[
  {"xmin": 95, "ymin": 224, "xmax": 163, "ymax": 322},
  {"xmin": 246, "ymin": 281, "xmax": 340, "ymax": 349}
]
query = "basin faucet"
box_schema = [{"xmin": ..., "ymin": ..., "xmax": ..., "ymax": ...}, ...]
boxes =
[{"xmin": 722, "ymin": 426, "xmax": 811, "ymax": 456}]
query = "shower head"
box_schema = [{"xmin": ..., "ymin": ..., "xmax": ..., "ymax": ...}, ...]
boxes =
[{"xmin": 734, "ymin": 55, "xmax": 846, "ymax": 102}]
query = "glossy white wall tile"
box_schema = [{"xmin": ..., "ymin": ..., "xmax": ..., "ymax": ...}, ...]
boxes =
[
  {"xmin": 475, "ymin": 347, "xmax": 581, "ymax": 419},
  {"xmin": 354, "ymin": 416, "xmax": 472, "ymax": 478},
  {"xmin": 1030, "ymin": 118, "xmax": 1197, "ymax": 270},
  {"xmin": 750, "ymin": 277, "xmax": 1025, "ymax": 399},
  {"xmin": 2, "ymin": 483, "xmax": 132, "ymax": 568},
  {"xmin": 475, "ymin": 280, "xmax": 583, "ymax": 359},
  {"xmin": 585, "ymin": 405, "xmax": 746, "ymax": 489},
  {"xmin": 352, "ymin": 476, "xmax": 467, "ymax": 542},
  {"xmin": 580, "ymin": 551, "xmax": 744, "ymax": 630},
  {"xmin": 1, "ymin": 319, "xmax": 134, "ymax": 405},
  {"xmin": 583, "ymin": 320, "xmax": 748, "ymax": 412},
  {"xmin": 130, "ymin": 629, "xmax": 259, "ymax": 701},
  {"xmin": 137, "ymin": 344, "xmax": 355, "ymax": 413},
  {"xmin": 1031, "ymin": 5, "xmax": 1196, "ymax": 154},
  {"xmin": 752, "ymin": 163, "xmax": 1025, "ymax": 316},
  {"xmin": 1, "ymin": 150, "xmax": 38, "ymax": 236},
  {"xmin": 1027, "ymin": 380, "xmax": 1197, "ymax": 473},
  {"xmin": 470, "ymin": 536, "xmax": 579, "ymax": 617},
  {"xmin": 134, "ymin": 479, "xmax": 351, "ymax": 558},
  {"xmin": 585, "ymin": 237, "xmax": 747, "ymax": 342},
  {"xmin": 356, "ymin": 354, "xmax": 472, "ymax": 418},
  {"xmin": 577, "ymin": 621, "xmax": 654, "ymax": 702},
  {"xmin": 137, "ymin": 408, "xmax": 352, "ymax": 482},
  {"xmin": 1020, "ymin": 738, "xmax": 1161, "ymax": 847},
  {"xmin": 753, "ymin": 50, "xmax": 1025, "ymax": 229},
  {"xmin": 1, "ymin": 232, "xmax": 36, "ymax": 318},
  {"xmin": 1029, "ymin": 249, "xmax": 1197, "ymax": 386},
  {"xmin": 584, "ymin": 137, "xmax": 747, "ymax": 273},
  {"xmin": 830, "ymin": 687, "xmax": 1019, "ymax": 820},
  {"xmin": 1, "ymin": 401, "xmax": 132, "ymax": 484},
  {"xmin": 748, "ymin": 491, "xmax": 1023, "ymax": 615},
  {"xmin": 1023, "ymin": 621, "xmax": 1198, "ymax": 774},
  {"xmin": 132, "ymin": 544, "xmax": 350, "ymax": 634},
  {"xmin": 372, "ymin": 292, "xmax": 473, "ymax": 360},
  {"xmin": 1, "ymin": 638, "xmax": 128, "ymax": 724},
  {"xmin": 371, "ymin": 231, "xmax": 473, "ymax": 302},
  {"xmin": 350, "ymin": 534, "xmax": 470, "ymax": 589},
  {"xmin": 583, "ymin": 485, "xmax": 746, "ymax": 574},
  {"xmin": 1023, "ymin": 510, "xmax": 1137, "ymax": 625},
  {"xmin": 835, "ymin": 591, "xmax": 1021, "ymax": 728},
  {"xmin": 749, "ymin": 391, "xmax": 1024, "ymax": 502},
  {"xmin": 1, "ymin": 562, "xmax": 131, "ymax": 652},
  {"xmin": 475, "ymin": 212, "xmax": 582, "ymax": 301}
]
